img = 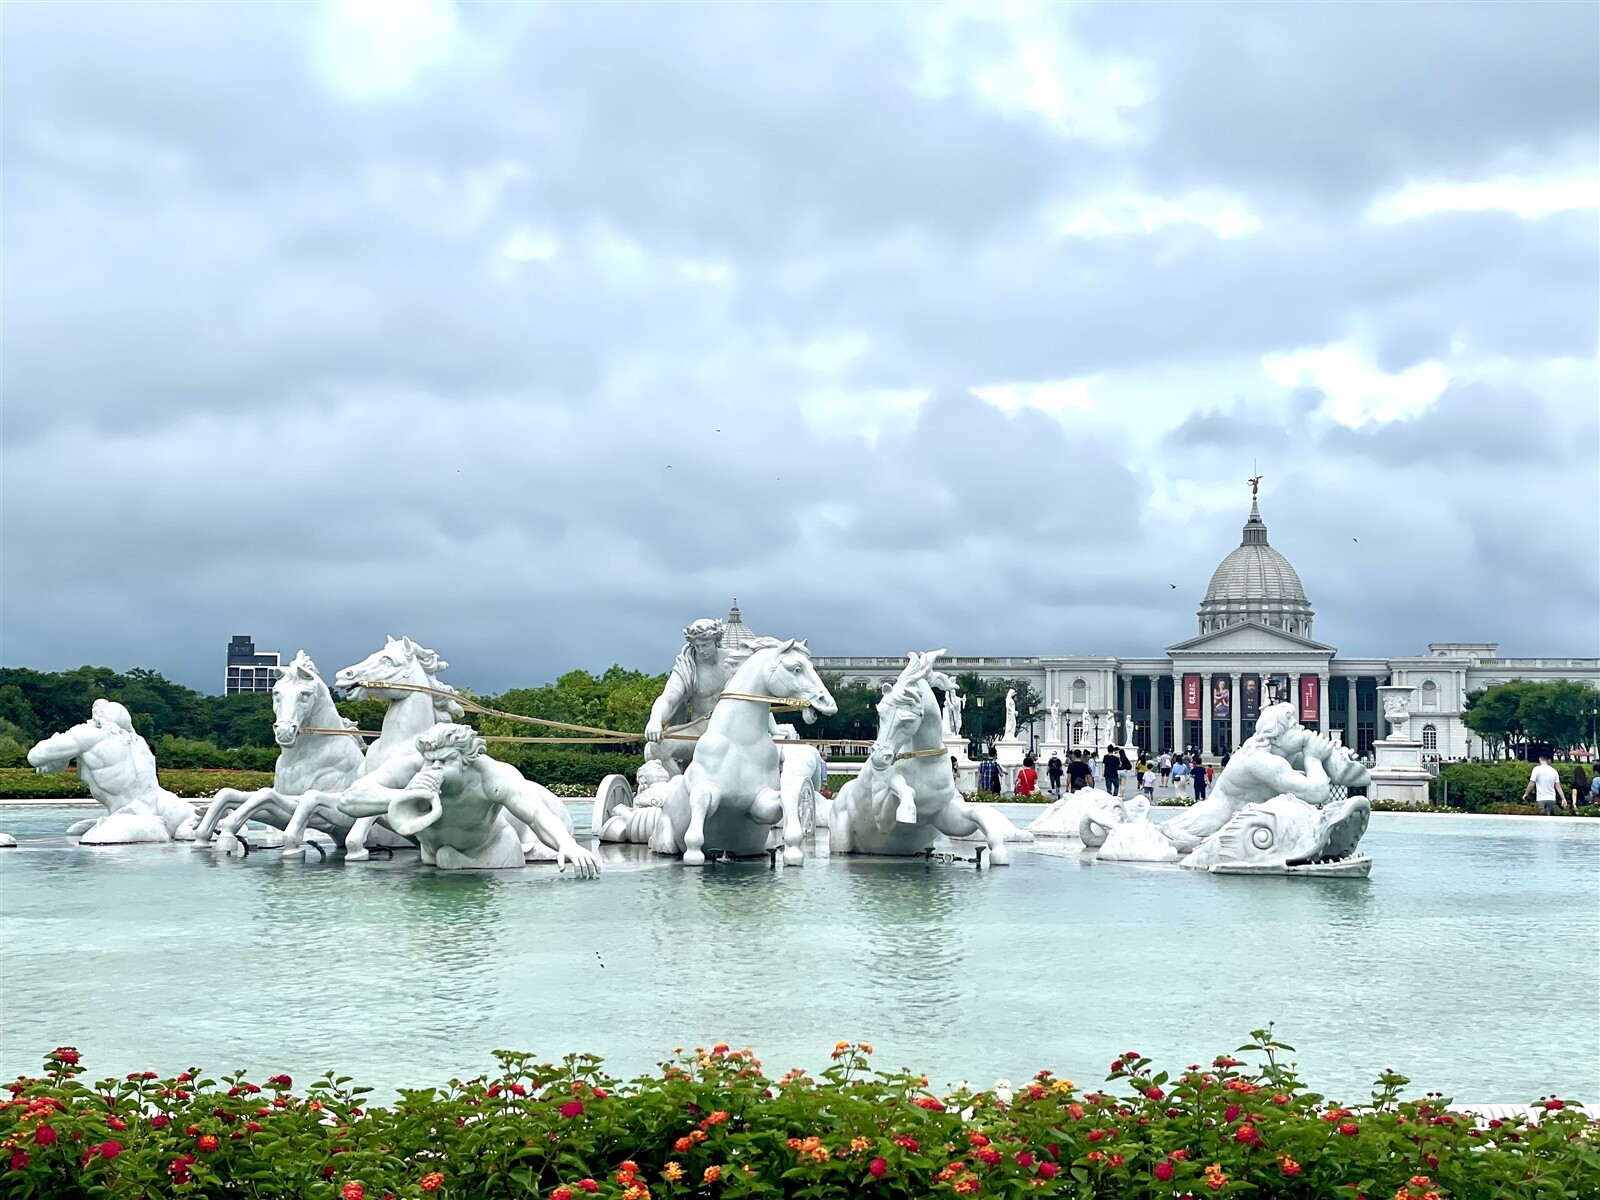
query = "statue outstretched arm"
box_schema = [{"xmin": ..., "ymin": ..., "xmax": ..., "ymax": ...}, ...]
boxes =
[
  {"xmin": 337, "ymin": 753, "xmax": 431, "ymax": 817},
  {"xmin": 495, "ymin": 770, "xmax": 600, "ymax": 879},
  {"xmin": 645, "ymin": 673, "xmax": 691, "ymax": 742}
]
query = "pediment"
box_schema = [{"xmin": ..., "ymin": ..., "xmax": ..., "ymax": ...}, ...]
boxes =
[{"xmin": 1166, "ymin": 621, "xmax": 1336, "ymax": 657}]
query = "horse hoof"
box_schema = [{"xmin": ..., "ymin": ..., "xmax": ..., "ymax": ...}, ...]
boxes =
[
  {"xmin": 345, "ymin": 847, "xmax": 370, "ymax": 862},
  {"xmin": 783, "ymin": 847, "xmax": 804, "ymax": 867},
  {"xmin": 215, "ymin": 833, "xmax": 240, "ymax": 854},
  {"xmin": 682, "ymin": 848, "xmax": 706, "ymax": 866}
]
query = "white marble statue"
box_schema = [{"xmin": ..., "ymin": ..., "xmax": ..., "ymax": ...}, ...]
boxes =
[
  {"xmin": 649, "ymin": 638, "xmax": 835, "ymax": 865},
  {"xmin": 331, "ymin": 723, "xmax": 599, "ymax": 873},
  {"xmin": 1379, "ymin": 686, "xmax": 1414, "ymax": 738},
  {"xmin": 1003, "ymin": 689, "xmax": 1018, "ymax": 741},
  {"xmin": 595, "ymin": 762, "xmax": 671, "ymax": 844},
  {"xmin": 1124, "ymin": 715, "xmax": 1134, "ymax": 747},
  {"xmin": 1027, "ymin": 787, "xmax": 1097, "ymax": 839},
  {"xmin": 1183, "ymin": 793, "xmax": 1371, "ymax": 875},
  {"xmin": 643, "ymin": 617, "xmax": 738, "ymax": 777},
  {"xmin": 828, "ymin": 652, "xmax": 1028, "ymax": 864},
  {"xmin": 1046, "ymin": 701, "xmax": 1061, "ymax": 744},
  {"xmin": 276, "ymin": 636, "xmax": 465, "ymax": 858},
  {"xmin": 28, "ymin": 699, "xmax": 197, "ymax": 844},
  {"xmin": 192, "ymin": 651, "xmax": 367, "ymax": 847},
  {"xmin": 1159, "ymin": 703, "xmax": 1370, "ymax": 853},
  {"xmin": 943, "ymin": 685, "xmax": 964, "ymax": 737},
  {"xmin": 1079, "ymin": 792, "xmax": 1179, "ymax": 863}
]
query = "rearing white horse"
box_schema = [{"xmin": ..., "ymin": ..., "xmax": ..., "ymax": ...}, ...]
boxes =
[
  {"xmin": 191, "ymin": 651, "xmax": 367, "ymax": 847},
  {"xmin": 827, "ymin": 650, "xmax": 1019, "ymax": 864},
  {"xmin": 649, "ymin": 638, "xmax": 836, "ymax": 865}
]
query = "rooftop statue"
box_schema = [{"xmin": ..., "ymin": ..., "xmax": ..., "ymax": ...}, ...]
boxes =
[
  {"xmin": 648, "ymin": 638, "xmax": 835, "ymax": 865},
  {"xmin": 28, "ymin": 699, "xmax": 196, "ymax": 844},
  {"xmin": 191, "ymin": 651, "xmax": 366, "ymax": 849},
  {"xmin": 334, "ymin": 723, "xmax": 600, "ymax": 875},
  {"xmin": 1003, "ymin": 688, "xmax": 1018, "ymax": 740},
  {"xmin": 643, "ymin": 617, "xmax": 737, "ymax": 778},
  {"xmin": 827, "ymin": 651, "xmax": 1028, "ymax": 864}
]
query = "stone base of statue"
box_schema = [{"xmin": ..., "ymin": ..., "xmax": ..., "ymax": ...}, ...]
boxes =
[
  {"xmin": 995, "ymin": 737, "xmax": 1026, "ymax": 768},
  {"xmin": 1368, "ymin": 738, "xmax": 1431, "ymax": 806},
  {"xmin": 943, "ymin": 735, "xmax": 978, "ymax": 793}
]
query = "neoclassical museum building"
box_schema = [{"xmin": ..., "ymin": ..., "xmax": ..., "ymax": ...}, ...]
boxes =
[{"xmin": 812, "ymin": 498, "xmax": 1599, "ymax": 761}]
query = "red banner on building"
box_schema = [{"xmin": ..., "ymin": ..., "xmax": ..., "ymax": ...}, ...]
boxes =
[
  {"xmin": 1183, "ymin": 674, "xmax": 1202, "ymax": 721},
  {"xmin": 1299, "ymin": 674, "xmax": 1320, "ymax": 723}
]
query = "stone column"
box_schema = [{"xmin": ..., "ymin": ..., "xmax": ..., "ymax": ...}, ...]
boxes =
[
  {"xmin": 1171, "ymin": 671, "xmax": 1182, "ymax": 755},
  {"xmin": 1230, "ymin": 672, "xmax": 1241, "ymax": 753},
  {"xmin": 1200, "ymin": 672, "xmax": 1213, "ymax": 756},
  {"xmin": 1346, "ymin": 676, "xmax": 1357, "ymax": 746},
  {"xmin": 1318, "ymin": 671, "xmax": 1329, "ymax": 733}
]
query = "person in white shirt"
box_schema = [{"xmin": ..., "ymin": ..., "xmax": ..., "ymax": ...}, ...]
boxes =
[{"xmin": 1522, "ymin": 755, "xmax": 1566, "ymax": 813}]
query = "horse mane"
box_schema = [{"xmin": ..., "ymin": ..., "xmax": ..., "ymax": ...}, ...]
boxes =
[{"xmin": 279, "ymin": 649, "xmax": 320, "ymax": 681}]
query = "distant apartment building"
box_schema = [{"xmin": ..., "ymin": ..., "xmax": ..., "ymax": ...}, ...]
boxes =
[{"xmin": 225, "ymin": 635, "xmax": 280, "ymax": 695}]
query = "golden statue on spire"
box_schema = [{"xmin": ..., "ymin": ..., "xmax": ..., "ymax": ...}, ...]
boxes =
[{"xmin": 1248, "ymin": 471, "xmax": 1263, "ymax": 499}]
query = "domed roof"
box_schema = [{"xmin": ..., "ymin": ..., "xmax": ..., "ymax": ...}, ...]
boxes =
[
  {"xmin": 722, "ymin": 599, "xmax": 757, "ymax": 656},
  {"xmin": 1197, "ymin": 498, "xmax": 1314, "ymax": 637}
]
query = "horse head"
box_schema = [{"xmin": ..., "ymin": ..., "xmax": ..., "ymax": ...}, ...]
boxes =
[
  {"xmin": 871, "ymin": 649, "xmax": 947, "ymax": 752},
  {"xmin": 740, "ymin": 637, "xmax": 837, "ymax": 721},
  {"xmin": 271, "ymin": 650, "xmax": 332, "ymax": 747},
  {"xmin": 336, "ymin": 635, "xmax": 455, "ymax": 710}
]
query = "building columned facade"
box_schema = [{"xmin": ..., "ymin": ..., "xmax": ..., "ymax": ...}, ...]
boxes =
[
  {"xmin": 813, "ymin": 498, "xmax": 1599, "ymax": 761},
  {"xmin": 225, "ymin": 635, "xmax": 280, "ymax": 695}
]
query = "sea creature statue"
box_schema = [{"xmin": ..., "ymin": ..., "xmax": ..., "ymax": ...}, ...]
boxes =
[
  {"xmin": 1079, "ymin": 792, "xmax": 1179, "ymax": 863},
  {"xmin": 1027, "ymin": 786, "xmax": 1098, "ymax": 839},
  {"xmin": 826, "ymin": 651, "xmax": 1026, "ymax": 864},
  {"xmin": 277, "ymin": 636, "xmax": 466, "ymax": 858},
  {"xmin": 1159, "ymin": 703, "xmax": 1370, "ymax": 853},
  {"xmin": 648, "ymin": 638, "xmax": 836, "ymax": 865},
  {"xmin": 191, "ymin": 651, "xmax": 367, "ymax": 847},
  {"xmin": 642, "ymin": 617, "xmax": 738, "ymax": 778},
  {"xmin": 28, "ymin": 699, "xmax": 197, "ymax": 844},
  {"xmin": 1182, "ymin": 793, "xmax": 1372, "ymax": 875},
  {"xmin": 334, "ymin": 723, "xmax": 600, "ymax": 874}
]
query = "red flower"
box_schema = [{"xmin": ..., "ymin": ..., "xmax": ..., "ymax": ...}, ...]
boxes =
[
  {"xmin": 185, "ymin": 1124, "xmax": 200, "ymax": 1136},
  {"xmin": 592, "ymin": 1088, "xmax": 609, "ymax": 1100},
  {"xmin": 1543, "ymin": 1099, "xmax": 1566, "ymax": 1111},
  {"xmin": 869, "ymin": 1157, "xmax": 888, "ymax": 1178},
  {"xmin": 246, "ymin": 1121, "xmax": 262, "ymax": 1133},
  {"xmin": 1169, "ymin": 1149, "xmax": 1190, "ymax": 1161},
  {"xmin": 576, "ymin": 1180, "xmax": 599, "ymax": 1194},
  {"xmin": 1223, "ymin": 1103, "xmax": 1241, "ymax": 1122},
  {"xmin": 551, "ymin": 1188, "xmax": 573, "ymax": 1200},
  {"xmin": 1038, "ymin": 1162, "xmax": 1059, "ymax": 1179},
  {"xmin": 508, "ymin": 1083, "xmax": 527, "ymax": 1098},
  {"xmin": 100, "ymin": 1141, "xmax": 122, "ymax": 1162},
  {"xmin": 913, "ymin": 1096, "xmax": 946, "ymax": 1111},
  {"xmin": 975, "ymin": 1148, "xmax": 1002, "ymax": 1167},
  {"xmin": 49, "ymin": 1048, "xmax": 80, "ymax": 1066},
  {"xmin": 968, "ymin": 1132, "xmax": 990, "ymax": 1148},
  {"xmin": 894, "ymin": 1136, "xmax": 919, "ymax": 1152},
  {"xmin": 10, "ymin": 1152, "xmax": 29, "ymax": 1171},
  {"xmin": 343, "ymin": 1184, "xmax": 365, "ymax": 1200},
  {"xmin": 420, "ymin": 1173, "xmax": 444, "ymax": 1193},
  {"xmin": 1234, "ymin": 1125, "xmax": 1260, "ymax": 1145},
  {"xmin": 150, "ymin": 1115, "xmax": 169, "ymax": 1130},
  {"xmin": 1339, "ymin": 1122, "xmax": 1359, "ymax": 1136},
  {"xmin": 176, "ymin": 1072, "xmax": 194, "ymax": 1083},
  {"xmin": 197, "ymin": 1134, "xmax": 220, "ymax": 1152},
  {"xmin": 1087, "ymin": 1129, "xmax": 1106, "ymax": 1142},
  {"xmin": 33, "ymin": 1126, "xmax": 57, "ymax": 1147},
  {"xmin": 1014, "ymin": 1151, "xmax": 1035, "ymax": 1168},
  {"xmin": 1154, "ymin": 1161, "xmax": 1174, "ymax": 1181},
  {"xmin": 559, "ymin": 1100, "xmax": 585, "ymax": 1119},
  {"xmin": 1109, "ymin": 1154, "xmax": 1124, "ymax": 1168},
  {"xmin": 1145, "ymin": 1086, "xmax": 1164, "ymax": 1100}
]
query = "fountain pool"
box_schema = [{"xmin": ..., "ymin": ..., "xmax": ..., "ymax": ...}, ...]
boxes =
[{"xmin": 1, "ymin": 803, "xmax": 1595, "ymax": 1101}]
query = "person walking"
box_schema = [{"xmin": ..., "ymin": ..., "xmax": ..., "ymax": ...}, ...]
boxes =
[
  {"xmin": 1171, "ymin": 755, "xmax": 1190, "ymax": 800},
  {"xmin": 1046, "ymin": 753, "xmax": 1064, "ymax": 797},
  {"xmin": 1141, "ymin": 762, "xmax": 1157, "ymax": 800},
  {"xmin": 1016, "ymin": 755, "xmax": 1039, "ymax": 797},
  {"xmin": 1522, "ymin": 754, "xmax": 1566, "ymax": 814},
  {"xmin": 1102, "ymin": 743, "xmax": 1122, "ymax": 796},
  {"xmin": 951, "ymin": 755, "xmax": 961, "ymax": 784},
  {"xmin": 977, "ymin": 753, "xmax": 1002, "ymax": 797},
  {"xmin": 1067, "ymin": 750, "xmax": 1093, "ymax": 793},
  {"xmin": 1158, "ymin": 750, "xmax": 1172, "ymax": 785},
  {"xmin": 1191, "ymin": 753, "xmax": 1208, "ymax": 803},
  {"xmin": 1569, "ymin": 764, "xmax": 1588, "ymax": 813}
]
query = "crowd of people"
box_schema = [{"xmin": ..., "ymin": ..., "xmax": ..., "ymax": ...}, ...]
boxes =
[{"xmin": 975, "ymin": 745, "xmax": 1220, "ymax": 801}]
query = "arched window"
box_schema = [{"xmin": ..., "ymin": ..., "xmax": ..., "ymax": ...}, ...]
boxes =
[
  {"xmin": 1422, "ymin": 724, "xmax": 1438, "ymax": 750},
  {"xmin": 1420, "ymin": 680, "xmax": 1438, "ymax": 711},
  {"xmin": 1071, "ymin": 721, "xmax": 1083, "ymax": 745},
  {"xmin": 1071, "ymin": 678, "xmax": 1088, "ymax": 706}
]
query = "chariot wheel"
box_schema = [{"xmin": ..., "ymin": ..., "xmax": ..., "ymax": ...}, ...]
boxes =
[
  {"xmin": 591, "ymin": 774, "xmax": 634, "ymax": 835},
  {"xmin": 794, "ymin": 776, "xmax": 816, "ymax": 838}
]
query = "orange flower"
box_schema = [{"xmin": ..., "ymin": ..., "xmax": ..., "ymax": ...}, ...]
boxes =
[
  {"xmin": 663, "ymin": 1162, "xmax": 684, "ymax": 1182},
  {"xmin": 704, "ymin": 1110, "xmax": 729, "ymax": 1126},
  {"xmin": 858, "ymin": 1042, "xmax": 873, "ymax": 1054},
  {"xmin": 674, "ymin": 1137, "xmax": 693, "ymax": 1153},
  {"xmin": 690, "ymin": 1130, "xmax": 708, "ymax": 1144},
  {"xmin": 850, "ymin": 1136, "xmax": 871, "ymax": 1153},
  {"xmin": 702, "ymin": 1166, "xmax": 721, "ymax": 1184},
  {"xmin": 420, "ymin": 1173, "xmax": 444, "ymax": 1192},
  {"xmin": 1204, "ymin": 1163, "xmax": 1228, "ymax": 1191}
]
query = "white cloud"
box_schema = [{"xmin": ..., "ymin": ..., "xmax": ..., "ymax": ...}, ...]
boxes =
[
  {"xmin": 973, "ymin": 377, "xmax": 1098, "ymax": 416},
  {"xmin": 1262, "ymin": 343, "xmax": 1449, "ymax": 426},
  {"xmin": 680, "ymin": 260, "xmax": 730, "ymax": 284},
  {"xmin": 314, "ymin": 0, "xmax": 458, "ymax": 100},
  {"xmin": 1368, "ymin": 169, "xmax": 1600, "ymax": 224},
  {"xmin": 502, "ymin": 227, "xmax": 561, "ymax": 262},
  {"xmin": 1051, "ymin": 191, "xmax": 1262, "ymax": 240}
]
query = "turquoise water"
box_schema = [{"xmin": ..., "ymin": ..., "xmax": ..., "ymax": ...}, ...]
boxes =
[{"xmin": 1, "ymin": 804, "xmax": 1596, "ymax": 1102}]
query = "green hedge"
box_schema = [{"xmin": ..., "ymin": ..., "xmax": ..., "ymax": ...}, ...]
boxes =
[
  {"xmin": 1430, "ymin": 761, "xmax": 1589, "ymax": 810},
  {"xmin": 0, "ymin": 768, "xmax": 274, "ymax": 800},
  {"xmin": 491, "ymin": 746, "xmax": 643, "ymax": 788},
  {"xmin": 153, "ymin": 736, "xmax": 278, "ymax": 772},
  {"xmin": 4, "ymin": 1034, "xmax": 1592, "ymax": 1199}
]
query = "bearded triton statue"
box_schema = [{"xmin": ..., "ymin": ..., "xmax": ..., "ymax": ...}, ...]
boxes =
[{"xmin": 643, "ymin": 617, "xmax": 738, "ymax": 777}]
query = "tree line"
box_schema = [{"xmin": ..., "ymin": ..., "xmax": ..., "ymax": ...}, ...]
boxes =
[{"xmin": 1461, "ymin": 679, "xmax": 1599, "ymax": 759}]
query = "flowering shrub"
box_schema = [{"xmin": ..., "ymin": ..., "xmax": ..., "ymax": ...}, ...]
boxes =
[
  {"xmin": 0, "ymin": 767, "xmax": 274, "ymax": 800},
  {"xmin": 3, "ymin": 1032, "xmax": 1594, "ymax": 1198}
]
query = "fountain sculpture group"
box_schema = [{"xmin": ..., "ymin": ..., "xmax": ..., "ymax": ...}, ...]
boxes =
[{"xmin": 20, "ymin": 618, "xmax": 1378, "ymax": 879}]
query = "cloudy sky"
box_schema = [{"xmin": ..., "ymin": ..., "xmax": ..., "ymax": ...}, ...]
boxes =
[{"xmin": 3, "ymin": 0, "xmax": 1596, "ymax": 693}]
